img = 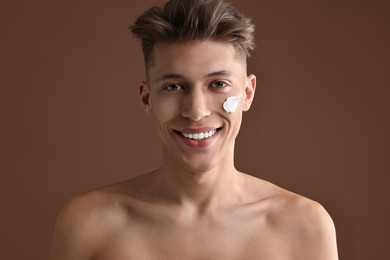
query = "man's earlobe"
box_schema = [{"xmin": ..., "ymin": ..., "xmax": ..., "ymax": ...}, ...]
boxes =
[
  {"xmin": 139, "ymin": 82, "xmax": 152, "ymax": 115},
  {"xmin": 243, "ymin": 74, "xmax": 256, "ymax": 111}
]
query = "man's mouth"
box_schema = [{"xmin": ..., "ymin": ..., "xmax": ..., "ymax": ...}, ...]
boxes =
[{"xmin": 174, "ymin": 127, "xmax": 222, "ymax": 141}]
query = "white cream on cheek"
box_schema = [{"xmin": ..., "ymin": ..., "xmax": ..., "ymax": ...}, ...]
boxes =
[{"xmin": 223, "ymin": 96, "xmax": 240, "ymax": 113}]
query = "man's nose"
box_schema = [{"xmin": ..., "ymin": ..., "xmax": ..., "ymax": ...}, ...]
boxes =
[{"xmin": 181, "ymin": 88, "xmax": 211, "ymax": 121}]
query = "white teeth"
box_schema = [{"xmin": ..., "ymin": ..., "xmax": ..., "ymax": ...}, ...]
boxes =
[{"xmin": 182, "ymin": 129, "xmax": 217, "ymax": 141}]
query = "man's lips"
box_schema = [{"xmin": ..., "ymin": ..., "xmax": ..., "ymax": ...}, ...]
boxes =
[
  {"xmin": 173, "ymin": 127, "xmax": 222, "ymax": 141},
  {"xmin": 172, "ymin": 127, "xmax": 222, "ymax": 148}
]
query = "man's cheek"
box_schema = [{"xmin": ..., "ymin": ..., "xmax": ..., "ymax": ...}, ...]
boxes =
[
  {"xmin": 153, "ymin": 104, "xmax": 177, "ymax": 121},
  {"xmin": 222, "ymin": 96, "xmax": 240, "ymax": 114}
]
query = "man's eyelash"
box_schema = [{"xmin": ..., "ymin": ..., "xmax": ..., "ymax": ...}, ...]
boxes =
[
  {"xmin": 163, "ymin": 84, "xmax": 184, "ymax": 91},
  {"xmin": 162, "ymin": 81, "xmax": 229, "ymax": 91},
  {"xmin": 210, "ymin": 81, "xmax": 229, "ymax": 88}
]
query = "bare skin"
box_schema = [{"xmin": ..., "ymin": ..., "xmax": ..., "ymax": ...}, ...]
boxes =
[{"xmin": 50, "ymin": 40, "xmax": 338, "ymax": 260}]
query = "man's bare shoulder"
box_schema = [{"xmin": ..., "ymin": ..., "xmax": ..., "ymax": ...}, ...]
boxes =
[
  {"xmin": 56, "ymin": 187, "xmax": 128, "ymax": 225},
  {"xmin": 49, "ymin": 173, "xmax": 153, "ymax": 260},
  {"xmin": 242, "ymin": 173, "xmax": 334, "ymax": 222},
  {"xmin": 55, "ymin": 172, "xmax": 155, "ymax": 226},
  {"xmin": 242, "ymin": 173, "xmax": 338, "ymax": 259}
]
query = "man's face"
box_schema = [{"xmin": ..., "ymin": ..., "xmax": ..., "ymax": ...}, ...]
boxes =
[{"xmin": 139, "ymin": 40, "xmax": 256, "ymax": 173}]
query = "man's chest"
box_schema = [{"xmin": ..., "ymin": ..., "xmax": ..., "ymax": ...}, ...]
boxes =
[{"xmin": 93, "ymin": 220, "xmax": 295, "ymax": 260}]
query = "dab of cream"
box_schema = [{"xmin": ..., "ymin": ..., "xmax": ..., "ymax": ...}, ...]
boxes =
[{"xmin": 223, "ymin": 96, "xmax": 240, "ymax": 113}]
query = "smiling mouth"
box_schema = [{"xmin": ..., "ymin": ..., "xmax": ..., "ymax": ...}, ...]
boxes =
[{"xmin": 174, "ymin": 127, "xmax": 222, "ymax": 141}]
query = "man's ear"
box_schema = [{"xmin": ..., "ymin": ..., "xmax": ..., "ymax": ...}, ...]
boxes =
[
  {"xmin": 139, "ymin": 81, "xmax": 152, "ymax": 116},
  {"xmin": 242, "ymin": 74, "xmax": 256, "ymax": 111}
]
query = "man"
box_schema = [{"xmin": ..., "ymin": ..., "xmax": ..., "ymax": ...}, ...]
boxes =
[{"xmin": 50, "ymin": 0, "xmax": 338, "ymax": 259}]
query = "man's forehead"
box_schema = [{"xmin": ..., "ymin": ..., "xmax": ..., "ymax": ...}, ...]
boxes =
[
  {"xmin": 152, "ymin": 40, "xmax": 241, "ymax": 59},
  {"xmin": 148, "ymin": 40, "xmax": 247, "ymax": 80}
]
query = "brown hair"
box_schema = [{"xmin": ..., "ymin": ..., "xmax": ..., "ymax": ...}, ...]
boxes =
[{"xmin": 130, "ymin": 0, "xmax": 255, "ymax": 69}]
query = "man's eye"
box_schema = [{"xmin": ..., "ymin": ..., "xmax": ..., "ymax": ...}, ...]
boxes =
[
  {"xmin": 210, "ymin": 81, "xmax": 228, "ymax": 89},
  {"xmin": 163, "ymin": 84, "xmax": 183, "ymax": 91}
]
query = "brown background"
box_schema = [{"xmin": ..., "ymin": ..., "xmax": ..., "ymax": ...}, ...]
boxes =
[{"xmin": 1, "ymin": 0, "xmax": 389, "ymax": 259}]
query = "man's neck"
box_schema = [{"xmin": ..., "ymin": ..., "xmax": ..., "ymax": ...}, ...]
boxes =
[{"xmin": 153, "ymin": 155, "xmax": 243, "ymax": 213}]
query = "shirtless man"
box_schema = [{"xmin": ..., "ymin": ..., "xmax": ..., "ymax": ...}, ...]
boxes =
[{"xmin": 49, "ymin": 0, "xmax": 338, "ymax": 259}]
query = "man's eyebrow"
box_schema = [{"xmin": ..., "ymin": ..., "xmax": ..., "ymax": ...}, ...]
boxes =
[
  {"xmin": 206, "ymin": 70, "xmax": 234, "ymax": 78},
  {"xmin": 156, "ymin": 73, "xmax": 185, "ymax": 82},
  {"xmin": 155, "ymin": 70, "xmax": 234, "ymax": 82}
]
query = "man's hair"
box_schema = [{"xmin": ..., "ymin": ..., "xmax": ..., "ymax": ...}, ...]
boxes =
[{"xmin": 130, "ymin": 0, "xmax": 255, "ymax": 69}]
